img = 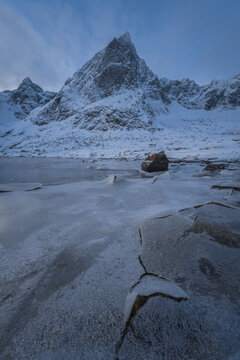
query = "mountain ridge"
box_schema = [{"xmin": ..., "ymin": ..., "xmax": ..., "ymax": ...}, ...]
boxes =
[
  {"xmin": 0, "ymin": 32, "xmax": 239, "ymax": 130},
  {"xmin": 26, "ymin": 32, "xmax": 239, "ymax": 130}
]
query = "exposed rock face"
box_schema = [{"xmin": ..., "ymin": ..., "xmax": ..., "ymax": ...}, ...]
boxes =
[
  {"xmin": 141, "ymin": 152, "xmax": 169, "ymax": 172},
  {"xmin": 0, "ymin": 77, "xmax": 55, "ymax": 120},
  {"xmin": 159, "ymin": 74, "xmax": 240, "ymax": 110}
]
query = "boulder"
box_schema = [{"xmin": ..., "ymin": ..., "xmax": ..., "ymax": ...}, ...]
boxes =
[
  {"xmin": 141, "ymin": 152, "xmax": 169, "ymax": 172},
  {"xmin": 204, "ymin": 163, "xmax": 225, "ymax": 171}
]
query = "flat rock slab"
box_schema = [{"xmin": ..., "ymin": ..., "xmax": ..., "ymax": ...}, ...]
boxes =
[
  {"xmin": 140, "ymin": 203, "xmax": 240, "ymax": 297},
  {"xmin": 0, "ymin": 183, "xmax": 42, "ymax": 192},
  {"xmin": 117, "ymin": 203, "xmax": 240, "ymax": 359}
]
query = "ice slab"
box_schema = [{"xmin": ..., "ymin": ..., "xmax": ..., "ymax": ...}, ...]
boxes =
[{"xmin": 0, "ymin": 183, "xmax": 42, "ymax": 192}]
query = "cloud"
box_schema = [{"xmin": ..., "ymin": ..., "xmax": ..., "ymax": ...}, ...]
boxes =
[
  {"xmin": 0, "ymin": 3, "xmax": 76, "ymax": 91},
  {"xmin": 0, "ymin": 1, "xmax": 123, "ymax": 91},
  {"xmin": 0, "ymin": 0, "xmax": 239, "ymax": 92}
]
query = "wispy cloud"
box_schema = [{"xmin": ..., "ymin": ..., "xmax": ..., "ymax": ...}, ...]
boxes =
[
  {"xmin": 0, "ymin": 3, "xmax": 76, "ymax": 91},
  {"xmin": 0, "ymin": 0, "xmax": 239, "ymax": 91}
]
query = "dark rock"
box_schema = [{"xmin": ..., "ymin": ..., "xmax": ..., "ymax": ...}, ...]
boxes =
[
  {"xmin": 141, "ymin": 152, "xmax": 169, "ymax": 172},
  {"xmin": 211, "ymin": 185, "xmax": 240, "ymax": 192},
  {"xmin": 204, "ymin": 163, "xmax": 225, "ymax": 171}
]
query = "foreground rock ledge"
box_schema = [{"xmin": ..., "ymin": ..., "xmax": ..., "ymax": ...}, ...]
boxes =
[
  {"xmin": 116, "ymin": 202, "xmax": 240, "ymax": 359},
  {"xmin": 141, "ymin": 152, "xmax": 169, "ymax": 172}
]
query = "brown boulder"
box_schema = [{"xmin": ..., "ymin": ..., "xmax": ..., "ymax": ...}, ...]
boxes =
[
  {"xmin": 141, "ymin": 152, "xmax": 169, "ymax": 172},
  {"xmin": 204, "ymin": 163, "xmax": 225, "ymax": 171}
]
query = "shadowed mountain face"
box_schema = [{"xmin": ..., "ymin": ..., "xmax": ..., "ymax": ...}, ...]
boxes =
[
  {"xmin": 94, "ymin": 32, "xmax": 162, "ymax": 97},
  {"xmin": 0, "ymin": 77, "xmax": 55, "ymax": 121}
]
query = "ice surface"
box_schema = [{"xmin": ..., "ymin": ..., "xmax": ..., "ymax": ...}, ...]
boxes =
[{"xmin": 0, "ymin": 159, "xmax": 240, "ymax": 359}]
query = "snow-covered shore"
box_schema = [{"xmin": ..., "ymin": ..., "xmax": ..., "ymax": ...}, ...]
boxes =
[{"xmin": 0, "ymin": 105, "xmax": 239, "ymax": 160}]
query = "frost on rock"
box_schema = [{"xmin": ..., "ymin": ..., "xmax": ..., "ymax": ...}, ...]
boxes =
[
  {"xmin": 124, "ymin": 274, "xmax": 188, "ymax": 323},
  {"xmin": 159, "ymin": 73, "xmax": 240, "ymax": 110},
  {"xmin": 116, "ymin": 202, "xmax": 240, "ymax": 359},
  {"xmin": 116, "ymin": 272, "xmax": 188, "ymax": 358}
]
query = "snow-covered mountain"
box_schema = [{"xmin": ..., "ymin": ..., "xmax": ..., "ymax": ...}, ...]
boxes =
[
  {"xmin": 0, "ymin": 32, "xmax": 239, "ymax": 159},
  {"xmin": 1, "ymin": 33, "xmax": 239, "ymax": 131},
  {"xmin": 159, "ymin": 74, "xmax": 240, "ymax": 110},
  {"xmin": 0, "ymin": 77, "xmax": 55, "ymax": 124},
  {"xmin": 27, "ymin": 32, "xmax": 240, "ymax": 131},
  {"xmin": 28, "ymin": 32, "xmax": 168, "ymax": 130}
]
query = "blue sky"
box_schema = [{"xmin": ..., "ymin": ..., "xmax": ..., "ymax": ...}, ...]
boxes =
[{"xmin": 0, "ymin": 0, "xmax": 239, "ymax": 91}]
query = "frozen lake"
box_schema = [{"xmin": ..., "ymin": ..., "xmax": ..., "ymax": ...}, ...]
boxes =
[
  {"xmin": 0, "ymin": 158, "xmax": 240, "ymax": 359},
  {"xmin": 0, "ymin": 157, "xmax": 142, "ymax": 185}
]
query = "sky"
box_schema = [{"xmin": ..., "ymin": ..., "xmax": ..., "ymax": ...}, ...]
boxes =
[{"xmin": 0, "ymin": 0, "xmax": 239, "ymax": 92}]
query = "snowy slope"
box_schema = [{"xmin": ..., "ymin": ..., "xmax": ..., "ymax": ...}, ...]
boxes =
[
  {"xmin": 0, "ymin": 77, "xmax": 55, "ymax": 126},
  {"xmin": 0, "ymin": 104, "xmax": 239, "ymax": 159}
]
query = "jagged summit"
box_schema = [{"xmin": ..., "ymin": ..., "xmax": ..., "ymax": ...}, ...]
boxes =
[
  {"xmin": 117, "ymin": 31, "xmax": 132, "ymax": 43},
  {"xmin": 19, "ymin": 77, "xmax": 34, "ymax": 86},
  {"xmin": 28, "ymin": 32, "xmax": 167, "ymax": 129},
  {"xmin": 109, "ymin": 32, "xmax": 133, "ymax": 48},
  {"xmin": 16, "ymin": 77, "xmax": 43, "ymax": 93}
]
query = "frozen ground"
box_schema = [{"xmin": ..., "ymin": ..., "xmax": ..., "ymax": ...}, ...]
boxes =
[
  {"xmin": 0, "ymin": 158, "xmax": 240, "ymax": 359},
  {"xmin": 0, "ymin": 105, "xmax": 239, "ymax": 160}
]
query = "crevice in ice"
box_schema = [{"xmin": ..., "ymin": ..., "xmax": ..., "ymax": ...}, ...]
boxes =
[
  {"xmin": 138, "ymin": 228, "xmax": 142, "ymax": 245},
  {"xmin": 178, "ymin": 201, "xmax": 234, "ymax": 212},
  {"xmin": 212, "ymin": 185, "xmax": 240, "ymax": 192},
  {"xmin": 138, "ymin": 255, "xmax": 147, "ymax": 273}
]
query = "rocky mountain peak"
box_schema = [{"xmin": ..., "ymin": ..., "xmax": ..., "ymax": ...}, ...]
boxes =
[
  {"xmin": 28, "ymin": 32, "xmax": 167, "ymax": 128},
  {"xmin": 0, "ymin": 78, "xmax": 56, "ymax": 120},
  {"xmin": 118, "ymin": 31, "xmax": 132, "ymax": 44},
  {"xmin": 100, "ymin": 32, "xmax": 137, "ymax": 66},
  {"xmin": 20, "ymin": 77, "xmax": 33, "ymax": 86},
  {"xmin": 93, "ymin": 32, "xmax": 149, "ymax": 97},
  {"xmin": 17, "ymin": 77, "xmax": 43, "ymax": 93}
]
